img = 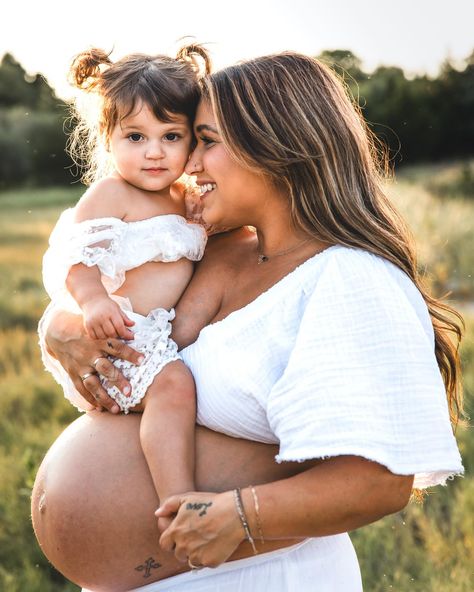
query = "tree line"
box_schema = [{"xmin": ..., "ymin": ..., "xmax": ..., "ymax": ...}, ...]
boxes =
[
  {"xmin": 0, "ymin": 49, "xmax": 473, "ymax": 188},
  {"xmin": 0, "ymin": 54, "xmax": 72, "ymax": 187},
  {"xmin": 319, "ymin": 49, "xmax": 474, "ymax": 166}
]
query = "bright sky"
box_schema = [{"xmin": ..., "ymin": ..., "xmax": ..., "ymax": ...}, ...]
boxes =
[{"xmin": 2, "ymin": 0, "xmax": 473, "ymax": 99}]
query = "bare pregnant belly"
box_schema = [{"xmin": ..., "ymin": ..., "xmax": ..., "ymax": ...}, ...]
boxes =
[{"xmin": 32, "ymin": 413, "xmax": 306, "ymax": 592}]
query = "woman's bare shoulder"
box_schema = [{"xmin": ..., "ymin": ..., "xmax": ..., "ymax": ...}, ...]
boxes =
[
  {"xmin": 184, "ymin": 228, "xmax": 253, "ymax": 299},
  {"xmin": 194, "ymin": 228, "xmax": 257, "ymax": 293},
  {"xmin": 202, "ymin": 227, "xmax": 256, "ymax": 266}
]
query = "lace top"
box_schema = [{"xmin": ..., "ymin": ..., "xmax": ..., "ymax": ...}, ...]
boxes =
[
  {"xmin": 181, "ymin": 246, "xmax": 464, "ymax": 489},
  {"xmin": 43, "ymin": 208, "xmax": 207, "ymax": 298}
]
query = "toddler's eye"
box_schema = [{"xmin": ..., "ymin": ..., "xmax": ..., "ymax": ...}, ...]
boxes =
[
  {"xmin": 128, "ymin": 133, "xmax": 143, "ymax": 142},
  {"xmin": 165, "ymin": 133, "xmax": 180, "ymax": 141}
]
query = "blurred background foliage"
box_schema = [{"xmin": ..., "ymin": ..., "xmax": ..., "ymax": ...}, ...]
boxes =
[
  {"xmin": 0, "ymin": 50, "xmax": 473, "ymax": 590},
  {"xmin": 0, "ymin": 53, "xmax": 72, "ymax": 188}
]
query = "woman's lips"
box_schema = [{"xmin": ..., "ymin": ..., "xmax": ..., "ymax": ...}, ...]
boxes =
[{"xmin": 199, "ymin": 182, "xmax": 216, "ymax": 198}]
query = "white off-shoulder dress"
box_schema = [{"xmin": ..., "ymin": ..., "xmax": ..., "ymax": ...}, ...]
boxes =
[
  {"xmin": 41, "ymin": 208, "xmax": 207, "ymax": 412},
  {"xmin": 42, "ymin": 243, "xmax": 463, "ymax": 591},
  {"xmin": 94, "ymin": 244, "xmax": 462, "ymax": 592}
]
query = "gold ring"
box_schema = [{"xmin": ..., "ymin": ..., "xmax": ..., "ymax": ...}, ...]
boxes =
[
  {"xmin": 80, "ymin": 371, "xmax": 97, "ymax": 382},
  {"xmin": 187, "ymin": 558, "xmax": 203, "ymax": 571}
]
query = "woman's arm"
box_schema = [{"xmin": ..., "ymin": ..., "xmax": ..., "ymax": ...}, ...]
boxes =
[
  {"xmin": 158, "ymin": 457, "xmax": 414, "ymax": 567},
  {"xmin": 256, "ymin": 456, "xmax": 413, "ymax": 536}
]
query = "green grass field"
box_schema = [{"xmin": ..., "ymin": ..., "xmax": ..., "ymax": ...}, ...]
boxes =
[{"xmin": 0, "ymin": 168, "xmax": 473, "ymax": 591}]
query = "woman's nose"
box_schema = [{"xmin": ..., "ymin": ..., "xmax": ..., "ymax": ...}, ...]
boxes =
[{"xmin": 185, "ymin": 148, "xmax": 203, "ymax": 175}]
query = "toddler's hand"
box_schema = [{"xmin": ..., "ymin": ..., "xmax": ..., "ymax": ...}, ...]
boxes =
[
  {"xmin": 184, "ymin": 185, "xmax": 233, "ymax": 236},
  {"xmin": 82, "ymin": 296, "xmax": 134, "ymax": 340}
]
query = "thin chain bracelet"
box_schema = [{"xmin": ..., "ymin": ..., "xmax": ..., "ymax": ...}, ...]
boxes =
[
  {"xmin": 233, "ymin": 488, "xmax": 258, "ymax": 555},
  {"xmin": 249, "ymin": 485, "xmax": 265, "ymax": 544}
]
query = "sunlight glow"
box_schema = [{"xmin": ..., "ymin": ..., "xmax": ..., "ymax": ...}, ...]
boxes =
[{"xmin": 1, "ymin": 0, "xmax": 473, "ymax": 99}]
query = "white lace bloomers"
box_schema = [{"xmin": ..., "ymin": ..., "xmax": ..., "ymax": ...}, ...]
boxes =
[{"xmin": 41, "ymin": 209, "xmax": 207, "ymax": 412}]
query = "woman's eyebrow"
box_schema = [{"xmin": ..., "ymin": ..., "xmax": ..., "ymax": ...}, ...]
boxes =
[{"xmin": 195, "ymin": 124, "xmax": 218, "ymax": 134}]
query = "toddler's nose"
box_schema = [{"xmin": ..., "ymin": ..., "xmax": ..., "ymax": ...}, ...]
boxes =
[{"xmin": 146, "ymin": 140, "xmax": 164, "ymax": 159}]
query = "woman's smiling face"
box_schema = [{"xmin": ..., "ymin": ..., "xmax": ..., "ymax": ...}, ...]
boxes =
[{"xmin": 185, "ymin": 100, "xmax": 273, "ymax": 227}]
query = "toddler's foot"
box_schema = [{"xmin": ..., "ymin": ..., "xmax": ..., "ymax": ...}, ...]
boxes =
[{"xmin": 157, "ymin": 515, "xmax": 173, "ymax": 533}]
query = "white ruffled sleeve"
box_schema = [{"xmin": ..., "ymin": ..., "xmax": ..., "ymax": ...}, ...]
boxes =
[
  {"xmin": 266, "ymin": 249, "xmax": 464, "ymax": 489},
  {"xmin": 42, "ymin": 208, "xmax": 128, "ymax": 299}
]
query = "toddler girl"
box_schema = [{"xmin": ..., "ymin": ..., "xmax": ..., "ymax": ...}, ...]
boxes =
[{"xmin": 41, "ymin": 45, "xmax": 210, "ymax": 518}]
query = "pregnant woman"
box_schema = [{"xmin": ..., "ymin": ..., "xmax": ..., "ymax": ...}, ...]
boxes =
[{"xmin": 33, "ymin": 51, "xmax": 463, "ymax": 591}]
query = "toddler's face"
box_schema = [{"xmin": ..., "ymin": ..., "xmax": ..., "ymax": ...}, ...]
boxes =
[{"xmin": 109, "ymin": 102, "xmax": 192, "ymax": 193}]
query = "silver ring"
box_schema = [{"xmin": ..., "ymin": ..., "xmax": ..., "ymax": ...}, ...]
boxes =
[
  {"xmin": 187, "ymin": 558, "xmax": 203, "ymax": 571},
  {"xmin": 92, "ymin": 356, "xmax": 107, "ymax": 370},
  {"xmin": 80, "ymin": 371, "xmax": 97, "ymax": 382}
]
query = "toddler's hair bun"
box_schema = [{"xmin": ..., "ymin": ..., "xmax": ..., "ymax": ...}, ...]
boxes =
[
  {"xmin": 69, "ymin": 48, "xmax": 113, "ymax": 90},
  {"xmin": 176, "ymin": 43, "xmax": 212, "ymax": 77}
]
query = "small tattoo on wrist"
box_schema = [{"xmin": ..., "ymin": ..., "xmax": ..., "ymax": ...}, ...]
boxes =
[
  {"xmin": 135, "ymin": 556, "xmax": 161, "ymax": 578},
  {"xmin": 186, "ymin": 501, "xmax": 213, "ymax": 516}
]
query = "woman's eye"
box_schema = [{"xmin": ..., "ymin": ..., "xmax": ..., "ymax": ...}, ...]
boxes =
[
  {"xmin": 164, "ymin": 133, "xmax": 180, "ymax": 142},
  {"xmin": 128, "ymin": 133, "xmax": 143, "ymax": 142},
  {"xmin": 200, "ymin": 135, "xmax": 214, "ymax": 146}
]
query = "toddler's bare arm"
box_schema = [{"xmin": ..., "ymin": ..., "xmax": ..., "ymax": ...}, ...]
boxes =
[{"xmin": 66, "ymin": 264, "xmax": 134, "ymax": 339}]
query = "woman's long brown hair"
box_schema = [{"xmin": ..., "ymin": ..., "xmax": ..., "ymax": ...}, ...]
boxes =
[{"xmin": 202, "ymin": 52, "xmax": 463, "ymax": 428}]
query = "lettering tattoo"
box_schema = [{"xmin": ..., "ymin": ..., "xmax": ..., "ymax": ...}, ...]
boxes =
[
  {"xmin": 186, "ymin": 501, "xmax": 213, "ymax": 516},
  {"xmin": 135, "ymin": 556, "xmax": 161, "ymax": 578}
]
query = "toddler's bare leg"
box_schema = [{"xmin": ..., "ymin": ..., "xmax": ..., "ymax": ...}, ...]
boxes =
[{"xmin": 138, "ymin": 361, "xmax": 196, "ymax": 507}]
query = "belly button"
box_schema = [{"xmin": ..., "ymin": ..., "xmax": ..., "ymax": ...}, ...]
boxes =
[{"xmin": 39, "ymin": 492, "xmax": 47, "ymax": 514}]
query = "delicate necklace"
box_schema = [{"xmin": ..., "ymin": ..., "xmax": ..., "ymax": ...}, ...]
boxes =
[{"xmin": 257, "ymin": 238, "xmax": 311, "ymax": 264}]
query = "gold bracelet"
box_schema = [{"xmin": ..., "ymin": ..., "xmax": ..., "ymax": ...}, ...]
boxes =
[
  {"xmin": 233, "ymin": 488, "xmax": 258, "ymax": 555},
  {"xmin": 249, "ymin": 485, "xmax": 265, "ymax": 544}
]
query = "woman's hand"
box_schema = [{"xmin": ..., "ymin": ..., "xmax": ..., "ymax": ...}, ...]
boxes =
[
  {"xmin": 44, "ymin": 308, "xmax": 142, "ymax": 412},
  {"xmin": 156, "ymin": 491, "xmax": 245, "ymax": 569}
]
